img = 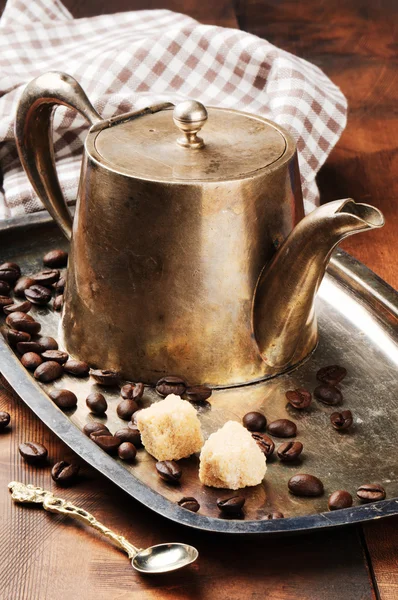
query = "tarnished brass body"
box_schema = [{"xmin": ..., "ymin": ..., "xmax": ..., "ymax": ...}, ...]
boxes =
[{"xmin": 15, "ymin": 72, "xmax": 384, "ymax": 386}]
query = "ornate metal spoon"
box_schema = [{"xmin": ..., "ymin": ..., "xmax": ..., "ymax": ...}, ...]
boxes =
[{"xmin": 8, "ymin": 481, "xmax": 198, "ymax": 574}]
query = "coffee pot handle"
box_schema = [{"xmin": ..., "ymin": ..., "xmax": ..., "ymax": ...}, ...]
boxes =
[{"xmin": 15, "ymin": 72, "xmax": 102, "ymax": 240}]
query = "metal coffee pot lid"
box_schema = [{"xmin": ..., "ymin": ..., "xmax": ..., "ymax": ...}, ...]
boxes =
[{"xmin": 91, "ymin": 100, "xmax": 288, "ymax": 182}]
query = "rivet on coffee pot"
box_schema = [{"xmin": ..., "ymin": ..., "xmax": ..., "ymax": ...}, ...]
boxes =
[{"xmin": 173, "ymin": 100, "xmax": 208, "ymax": 149}]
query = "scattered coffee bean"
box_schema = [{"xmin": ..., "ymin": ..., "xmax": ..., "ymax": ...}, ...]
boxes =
[
  {"xmin": 53, "ymin": 295, "xmax": 63, "ymax": 311},
  {"xmin": 41, "ymin": 350, "xmax": 68, "ymax": 364},
  {"xmin": 357, "ymin": 483, "xmax": 386, "ymax": 502},
  {"xmin": 0, "ymin": 281, "xmax": 11, "ymax": 295},
  {"xmin": 6, "ymin": 312, "xmax": 41, "ymax": 334},
  {"xmin": 0, "ymin": 262, "xmax": 20, "ymax": 275},
  {"xmin": 118, "ymin": 442, "xmax": 137, "ymax": 461},
  {"xmin": 54, "ymin": 276, "xmax": 65, "ymax": 294},
  {"xmin": 117, "ymin": 399, "xmax": 139, "ymax": 420},
  {"xmin": 91, "ymin": 433, "xmax": 121, "ymax": 454},
  {"xmin": 314, "ymin": 384, "xmax": 342, "ymax": 406},
  {"xmin": 51, "ymin": 460, "xmax": 80, "ymax": 485},
  {"xmin": 185, "ymin": 385, "xmax": 212, "ymax": 402},
  {"xmin": 14, "ymin": 276, "xmax": 36, "ymax": 297},
  {"xmin": 49, "ymin": 389, "xmax": 78, "ymax": 409},
  {"xmin": 217, "ymin": 496, "xmax": 245, "ymax": 516},
  {"xmin": 4, "ymin": 301, "xmax": 32, "ymax": 315},
  {"xmin": 86, "ymin": 392, "xmax": 107, "ymax": 415},
  {"xmin": 63, "ymin": 359, "xmax": 89, "ymax": 377},
  {"xmin": 33, "ymin": 269, "xmax": 60, "ymax": 286},
  {"xmin": 268, "ymin": 419, "xmax": 297, "ymax": 438},
  {"xmin": 17, "ymin": 341, "xmax": 43, "ymax": 354},
  {"xmin": 34, "ymin": 361, "xmax": 63, "ymax": 382},
  {"xmin": 330, "ymin": 410, "xmax": 353, "ymax": 431},
  {"xmin": 242, "ymin": 411, "xmax": 267, "ymax": 432},
  {"xmin": 121, "ymin": 382, "xmax": 144, "ymax": 400},
  {"xmin": 0, "ymin": 263, "xmax": 20, "ymax": 283},
  {"xmin": 83, "ymin": 422, "xmax": 109, "ymax": 437},
  {"xmin": 36, "ymin": 336, "xmax": 58, "ymax": 351},
  {"xmin": 131, "ymin": 409, "xmax": 143, "ymax": 426},
  {"xmin": 90, "ymin": 428, "xmax": 112, "ymax": 441},
  {"xmin": 18, "ymin": 441, "xmax": 48, "ymax": 464},
  {"xmin": 288, "ymin": 474, "xmax": 324, "ymax": 497},
  {"xmin": 0, "ymin": 411, "xmax": 10, "ymax": 431},
  {"xmin": 0, "ymin": 295, "xmax": 13, "ymax": 310},
  {"xmin": 43, "ymin": 249, "xmax": 68, "ymax": 268},
  {"xmin": 252, "ymin": 432, "xmax": 275, "ymax": 457},
  {"xmin": 90, "ymin": 369, "xmax": 120, "ymax": 386},
  {"xmin": 155, "ymin": 375, "xmax": 186, "ymax": 397},
  {"xmin": 7, "ymin": 328, "xmax": 30, "ymax": 345},
  {"xmin": 328, "ymin": 490, "xmax": 353, "ymax": 510},
  {"xmin": 156, "ymin": 460, "xmax": 182, "ymax": 483},
  {"xmin": 25, "ymin": 285, "xmax": 52, "ymax": 305},
  {"xmin": 277, "ymin": 441, "xmax": 303, "ymax": 462},
  {"xmin": 264, "ymin": 512, "xmax": 284, "ymax": 520},
  {"xmin": 178, "ymin": 497, "xmax": 200, "ymax": 512},
  {"xmin": 317, "ymin": 364, "xmax": 347, "ymax": 386},
  {"xmin": 115, "ymin": 427, "xmax": 141, "ymax": 447},
  {"xmin": 21, "ymin": 352, "xmax": 43, "ymax": 371},
  {"xmin": 127, "ymin": 421, "xmax": 142, "ymax": 443},
  {"xmin": 286, "ymin": 388, "xmax": 312, "ymax": 409}
]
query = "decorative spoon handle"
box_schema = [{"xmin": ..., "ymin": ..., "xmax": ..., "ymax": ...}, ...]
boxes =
[{"xmin": 8, "ymin": 481, "xmax": 141, "ymax": 559}]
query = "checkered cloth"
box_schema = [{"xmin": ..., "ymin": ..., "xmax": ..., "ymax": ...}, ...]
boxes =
[{"xmin": 0, "ymin": 0, "xmax": 347, "ymax": 219}]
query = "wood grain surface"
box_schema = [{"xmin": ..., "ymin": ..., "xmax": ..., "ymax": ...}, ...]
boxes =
[{"xmin": 0, "ymin": 0, "xmax": 397, "ymax": 599}]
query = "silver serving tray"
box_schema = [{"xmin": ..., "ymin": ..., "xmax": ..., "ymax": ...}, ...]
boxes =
[{"xmin": 1, "ymin": 212, "xmax": 398, "ymax": 535}]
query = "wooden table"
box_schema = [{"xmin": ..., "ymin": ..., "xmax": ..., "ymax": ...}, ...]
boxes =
[{"xmin": 1, "ymin": 1, "xmax": 397, "ymax": 598}]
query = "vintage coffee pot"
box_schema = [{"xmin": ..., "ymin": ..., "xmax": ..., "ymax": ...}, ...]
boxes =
[{"xmin": 15, "ymin": 72, "xmax": 384, "ymax": 387}]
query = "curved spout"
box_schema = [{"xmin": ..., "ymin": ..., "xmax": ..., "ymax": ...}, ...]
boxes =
[{"xmin": 253, "ymin": 198, "xmax": 384, "ymax": 369}]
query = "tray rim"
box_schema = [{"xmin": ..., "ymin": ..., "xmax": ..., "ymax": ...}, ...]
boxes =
[{"xmin": 1, "ymin": 211, "xmax": 398, "ymax": 536}]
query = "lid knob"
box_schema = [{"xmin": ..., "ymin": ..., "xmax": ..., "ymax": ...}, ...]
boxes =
[{"xmin": 173, "ymin": 100, "xmax": 208, "ymax": 149}]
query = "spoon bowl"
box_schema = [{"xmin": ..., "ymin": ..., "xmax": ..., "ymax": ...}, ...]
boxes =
[{"xmin": 132, "ymin": 543, "xmax": 198, "ymax": 574}]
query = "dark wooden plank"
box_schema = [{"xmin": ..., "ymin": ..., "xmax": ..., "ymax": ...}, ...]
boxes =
[{"xmin": 363, "ymin": 519, "xmax": 398, "ymax": 600}]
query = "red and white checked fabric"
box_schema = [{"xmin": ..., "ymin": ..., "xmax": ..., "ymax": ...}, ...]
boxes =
[{"xmin": 0, "ymin": 0, "xmax": 347, "ymax": 219}]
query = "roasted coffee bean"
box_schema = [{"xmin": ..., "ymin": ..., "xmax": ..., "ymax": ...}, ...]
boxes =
[
  {"xmin": 63, "ymin": 359, "xmax": 89, "ymax": 377},
  {"xmin": 314, "ymin": 384, "xmax": 342, "ymax": 406},
  {"xmin": 115, "ymin": 427, "xmax": 142, "ymax": 447},
  {"xmin": 0, "ymin": 295, "xmax": 13, "ymax": 309},
  {"xmin": 277, "ymin": 441, "xmax": 303, "ymax": 462},
  {"xmin": 242, "ymin": 411, "xmax": 267, "ymax": 432},
  {"xmin": 49, "ymin": 389, "xmax": 78, "ymax": 409},
  {"xmin": 330, "ymin": 410, "xmax": 353, "ymax": 431},
  {"xmin": 155, "ymin": 375, "xmax": 186, "ymax": 397},
  {"xmin": 0, "ymin": 263, "xmax": 20, "ymax": 283},
  {"xmin": 33, "ymin": 269, "xmax": 60, "ymax": 286},
  {"xmin": 252, "ymin": 432, "xmax": 275, "ymax": 457},
  {"xmin": 83, "ymin": 422, "xmax": 109, "ymax": 437},
  {"xmin": 288, "ymin": 474, "xmax": 324, "ymax": 497},
  {"xmin": 34, "ymin": 361, "xmax": 63, "ymax": 382},
  {"xmin": 21, "ymin": 352, "xmax": 43, "ymax": 371},
  {"xmin": 357, "ymin": 483, "xmax": 386, "ymax": 502},
  {"xmin": 17, "ymin": 341, "xmax": 44, "ymax": 354},
  {"xmin": 131, "ymin": 409, "xmax": 143, "ymax": 426},
  {"xmin": 43, "ymin": 249, "xmax": 68, "ymax": 268},
  {"xmin": 217, "ymin": 496, "xmax": 245, "ymax": 515},
  {"xmin": 118, "ymin": 442, "xmax": 137, "ymax": 461},
  {"xmin": 53, "ymin": 294, "xmax": 64, "ymax": 311},
  {"xmin": 328, "ymin": 490, "xmax": 353, "ymax": 511},
  {"xmin": 268, "ymin": 419, "xmax": 297, "ymax": 438},
  {"xmin": 54, "ymin": 276, "xmax": 66, "ymax": 294},
  {"xmin": 91, "ymin": 433, "xmax": 120, "ymax": 454},
  {"xmin": 36, "ymin": 336, "xmax": 58, "ymax": 351},
  {"xmin": 155, "ymin": 460, "xmax": 182, "ymax": 483},
  {"xmin": 51, "ymin": 461, "xmax": 80, "ymax": 485},
  {"xmin": 121, "ymin": 382, "xmax": 144, "ymax": 400},
  {"xmin": 90, "ymin": 428, "xmax": 112, "ymax": 441},
  {"xmin": 317, "ymin": 364, "xmax": 347, "ymax": 386},
  {"xmin": 14, "ymin": 276, "xmax": 36, "ymax": 297},
  {"xmin": 185, "ymin": 385, "xmax": 212, "ymax": 402},
  {"xmin": 7, "ymin": 328, "xmax": 30, "ymax": 346},
  {"xmin": 127, "ymin": 421, "xmax": 142, "ymax": 444},
  {"xmin": 90, "ymin": 369, "xmax": 120, "ymax": 386},
  {"xmin": 286, "ymin": 388, "xmax": 312, "ymax": 409},
  {"xmin": 18, "ymin": 441, "xmax": 48, "ymax": 464},
  {"xmin": 178, "ymin": 497, "xmax": 200, "ymax": 512},
  {"xmin": 0, "ymin": 411, "xmax": 10, "ymax": 431},
  {"xmin": 4, "ymin": 301, "xmax": 32, "ymax": 315},
  {"xmin": 41, "ymin": 350, "xmax": 68, "ymax": 364},
  {"xmin": 117, "ymin": 399, "xmax": 139, "ymax": 420},
  {"xmin": 25, "ymin": 284, "xmax": 52, "ymax": 306},
  {"xmin": 0, "ymin": 281, "xmax": 11, "ymax": 295},
  {"xmin": 6, "ymin": 312, "xmax": 41, "ymax": 334},
  {"xmin": 264, "ymin": 512, "xmax": 284, "ymax": 520},
  {"xmin": 86, "ymin": 392, "xmax": 107, "ymax": 415}
]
